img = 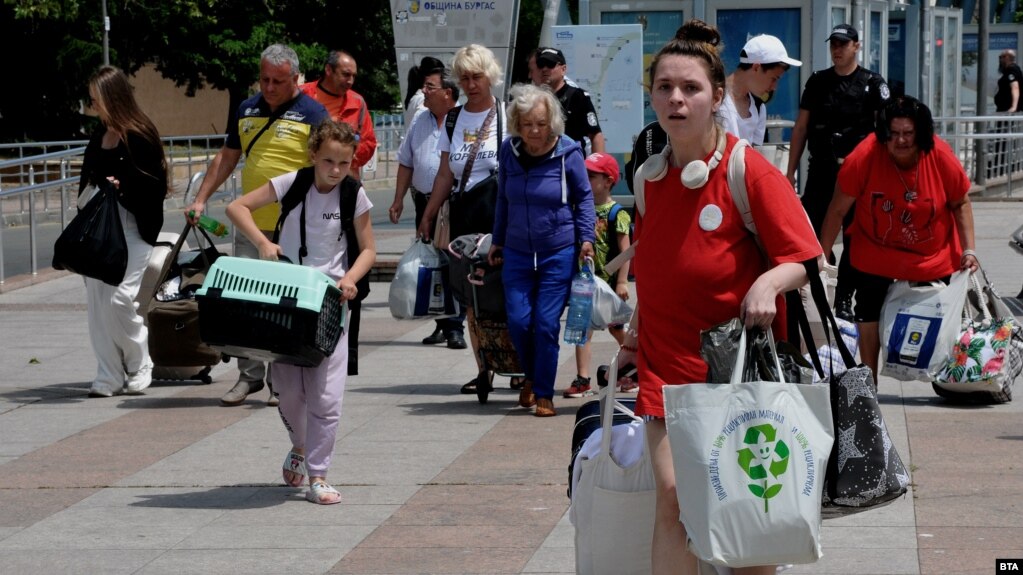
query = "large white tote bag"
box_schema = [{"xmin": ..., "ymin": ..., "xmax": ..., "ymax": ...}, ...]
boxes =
[
  {"xmin": 663, "ymin": 329, "xmax": 834, "ymax": 568},
  {"xmin": 570, "ymin": 355, "xmax": 655, "ymax": 575}
]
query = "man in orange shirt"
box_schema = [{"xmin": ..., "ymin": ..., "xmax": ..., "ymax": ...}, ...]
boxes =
[
  {"xmin": 300, "ymin": 50, "xmax": 378, "ymax": 376},
  {"xmin": 301, "ymin": 50, "xmax": 377, "ymax": 179}
]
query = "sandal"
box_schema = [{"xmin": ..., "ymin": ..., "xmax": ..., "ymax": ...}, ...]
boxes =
[
  {"xmin": 509, "ymin": 376, "xmax": 525, "ymax": 390},
  {"xmin": 306, "ymin": 481, "xmax": 342, "ymax": 505},
  {"xmin": 518, "ymin": 380, "xmax": 536, "ymax": 408},
  {"xmin": 460, "ymin": 379, "xmax": 477, "ymax": 394},
  {"xmin": 282, "ymin": 451, "xmax": 306, "ymax": 487},
  {"xmin": 535, "ymin": 397, "xmax": 556, "ymax": 417}
]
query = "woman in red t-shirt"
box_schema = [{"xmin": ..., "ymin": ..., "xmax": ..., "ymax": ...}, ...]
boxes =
[
  {"xmin": 618, "ymin": 20, "xmax": 822, "ymax": 575},
  {"xmin": 820, "ymin": 96, "xmax": 979, "ymax": 385}
]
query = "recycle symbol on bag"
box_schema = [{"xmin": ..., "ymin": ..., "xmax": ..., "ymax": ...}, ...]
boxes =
[{"xmin": 736, "ymin": 423, "xmax": 790, "ymax": 513}]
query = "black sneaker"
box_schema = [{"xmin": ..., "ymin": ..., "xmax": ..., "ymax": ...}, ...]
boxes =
[
  {"xmin": 446, "ymin": 332, "xmax": 467, "ymax": 349},
  {"xmin": 834, "ymin": 293, "xmax": 855, "ymax": 322}
]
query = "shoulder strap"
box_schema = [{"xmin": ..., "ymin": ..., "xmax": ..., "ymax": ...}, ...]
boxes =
[
  {"xmin": 445, "ymin": 105, "xmax": 462, "ymax": 143},
  {"xmin": 607, "ymin": 203, "xmax": 622, "ymax": 227},
  {"xmin": 727, "ymin": 139, "xmax": 756, "ymax": 237},
  {"xmin": 272, "ymin": 166, "xmax": 316, "ymax": 261},
  {"xmin": 244, "ymin": 96, "xmax": 298, "ymax": 158}
]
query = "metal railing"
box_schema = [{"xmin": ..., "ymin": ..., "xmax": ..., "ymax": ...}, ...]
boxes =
[
  {"xmin": 933, "ymin": 114, "xmax": 1023, "ymax": 195},
  {"xmin": 0, "ymin": 116, "xmax": 406, "ymax": 285}
]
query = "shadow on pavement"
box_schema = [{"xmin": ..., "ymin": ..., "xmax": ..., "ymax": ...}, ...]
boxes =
[{"xmin": 128, "ymin": 485, "xmax": 294, "ymax": 510}]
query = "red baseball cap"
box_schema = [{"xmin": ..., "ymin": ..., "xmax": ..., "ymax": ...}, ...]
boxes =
[{"xmin": 584, "ymin": 153, "xmax": 619, "ymax": 184}]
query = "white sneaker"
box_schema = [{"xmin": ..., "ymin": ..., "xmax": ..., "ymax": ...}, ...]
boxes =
[
  {"xmin": 88, "ymin": 383, "xmax": 120, "ymax": 398},
  {"xmin": 125, "ymin": 363, "xmax": 153, "ymax": 395}
]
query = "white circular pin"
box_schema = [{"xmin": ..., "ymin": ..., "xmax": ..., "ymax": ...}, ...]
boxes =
[{"xmin": 699, "ymin": 204, "xmax": 723, "ymax": 231}]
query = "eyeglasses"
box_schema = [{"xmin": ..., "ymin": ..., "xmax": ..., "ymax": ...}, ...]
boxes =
[
  {"xmin": 422, "ymin": 83, "xmax": 442, "ymax": 93},
  {"xmin": 536, "ymin": 60, "xmax": 559, "ymax": 70}
]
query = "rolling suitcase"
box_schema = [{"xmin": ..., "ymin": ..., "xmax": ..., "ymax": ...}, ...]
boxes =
[{"xmin": 144, "ymin": 224, "xmax": 224, "ymax": 380}]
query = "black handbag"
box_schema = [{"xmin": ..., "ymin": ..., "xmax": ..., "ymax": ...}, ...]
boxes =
[
  {"xmin": 449, "ymin": 174, "xmax": 498, "ymax": 238},
  {"xmin": 52, "ymin": 181, "xmax": 128, "ymax": 286},
  {"xmin": 803, "ymin": 259, "xmax": 910, "ymax": 516}
]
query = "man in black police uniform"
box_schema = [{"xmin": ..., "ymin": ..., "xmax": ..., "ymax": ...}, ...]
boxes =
[
  {"xmin": 996, "ymin": 49, "xmax": 1022, "ymax": 113},
  {"xmin": 536, "ymin": 47, "xmax": 606, "ymax": 153},
  {"xmin": 787, "ymin": 24, "xmax": 890, "ymax": 320}
]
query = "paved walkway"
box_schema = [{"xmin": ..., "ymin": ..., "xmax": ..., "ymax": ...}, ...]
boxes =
[{"xmin": 0, "ymin": 201, "xmax": 1020, "ymax": 574}]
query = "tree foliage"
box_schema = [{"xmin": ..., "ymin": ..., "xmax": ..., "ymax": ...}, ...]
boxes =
[{"xmin": 0, "ymin": 0, "xmax": 397, "ymax": 142}]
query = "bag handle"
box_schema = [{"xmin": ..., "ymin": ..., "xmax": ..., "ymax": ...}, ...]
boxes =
[
  {"xmin": 728, "ymin": 326, "xmax": 787, "ymax": 385},
  {"xmin": 804, "ymin": 258, "xmax": 858, "ymax": 370},
  {"xmin": 600, "ymin": 353, "xmax": 641, "ymax": 456}
]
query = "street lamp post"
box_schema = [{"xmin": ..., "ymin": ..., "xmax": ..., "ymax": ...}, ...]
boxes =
[{"xmin": 102, "ymin": 0, "xmax": 110, "ymax": 66}]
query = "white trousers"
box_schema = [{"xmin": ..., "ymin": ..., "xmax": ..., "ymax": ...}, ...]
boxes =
[
  {"xmin": 85, "ymin": 205, "xmax": 153, "ymax": 389},
  {"xmin": 272, "ymin": 312, "xmax": 350, "ymax": 479}
]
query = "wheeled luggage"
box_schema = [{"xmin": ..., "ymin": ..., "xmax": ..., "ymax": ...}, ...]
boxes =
[
  {"xmin": 195, "ymin": 257, "xmax": 345, "ymax": 367},
  {"xmin": 140, "ymin": 225, "xmax": 224, "ymax": 383},
  {"xmin": 448, "ymin": 233, "xmax": 522, "ymax": 404}
]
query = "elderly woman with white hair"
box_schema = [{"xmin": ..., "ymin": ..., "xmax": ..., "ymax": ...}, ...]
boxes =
[{"xmin": 486, "ymin": 83, "xmax": 595, "ymax": 417}]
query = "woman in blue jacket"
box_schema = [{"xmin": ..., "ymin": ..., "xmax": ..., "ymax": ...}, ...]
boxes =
[{"xmin": 488, "ymin": 83, "xmax": 596, "ymax": 417}]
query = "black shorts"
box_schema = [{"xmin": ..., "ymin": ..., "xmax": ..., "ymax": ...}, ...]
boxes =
[{"xmin": 851, "ymin": 267, "xmax": 951, "ymax": 323}]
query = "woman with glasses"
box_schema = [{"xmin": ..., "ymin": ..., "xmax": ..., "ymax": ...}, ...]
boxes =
[{"xmin": 819, "ymin": 95, "xmax": 979, "ymax": 386}]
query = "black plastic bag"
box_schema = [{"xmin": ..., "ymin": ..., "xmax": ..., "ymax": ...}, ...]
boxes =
[
  {"xmin": 701, "ymin": 318, "xmax": 815, "ymax": 384},
  {"xmin": 52, "ymin": 181, "xmax": 128, "ymax": 286}
]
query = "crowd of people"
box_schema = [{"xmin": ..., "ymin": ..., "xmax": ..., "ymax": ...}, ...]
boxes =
[{"xmin": 75, "ymin": 21, "xmax": 982, "ymax": 549}]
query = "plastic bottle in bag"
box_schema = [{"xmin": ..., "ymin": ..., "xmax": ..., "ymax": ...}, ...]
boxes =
[{"xmin": 564, "ymin": 262, "xmax": 595, "ymax": 345}]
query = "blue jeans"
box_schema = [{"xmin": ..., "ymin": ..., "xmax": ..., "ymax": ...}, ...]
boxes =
[{"xmin": 501, "ymin": 245, "xmax": 575, "ymax": 399}]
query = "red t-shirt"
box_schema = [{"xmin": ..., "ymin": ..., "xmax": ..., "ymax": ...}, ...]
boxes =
[
  {"xmin": 838, "ymin": 134, "xmax": 969, "ymax": 281},
  {"xmin": 633, "ymin": 136, "xmax": 822, "ymax": 418}
]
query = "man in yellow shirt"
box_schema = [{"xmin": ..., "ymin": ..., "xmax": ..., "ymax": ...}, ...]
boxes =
[{"xmin": 186, "ymin": 44, "xmax": 328, "ymax": 406}]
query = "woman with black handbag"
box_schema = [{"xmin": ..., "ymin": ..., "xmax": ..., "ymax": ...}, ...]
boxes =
[
  {"xmin": 416, "ymin": 44, "xmax": 508, "ymax": 393},
  {"xmin": 80, "ymin": 66, "xmax": 168, "ymax": 397}
]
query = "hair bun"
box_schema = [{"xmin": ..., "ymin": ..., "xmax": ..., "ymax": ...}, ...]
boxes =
[{"xmin": 674, "ymin": 19, "xmax": 721, "ymax": 47}]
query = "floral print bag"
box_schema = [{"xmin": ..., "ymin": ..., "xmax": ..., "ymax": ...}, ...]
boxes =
[{"xmin": 933, "ymin": 270, "xmax": 1022, "ymax": 403}]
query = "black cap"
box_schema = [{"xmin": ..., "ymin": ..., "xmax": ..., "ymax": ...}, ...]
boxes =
[
  {"xmin": 826, "ymin": 24, "xmax": 858, "ymax": 43},
  {"xmin": 536, "ymin": 47, "xmax": 566, "ymax": 66}
]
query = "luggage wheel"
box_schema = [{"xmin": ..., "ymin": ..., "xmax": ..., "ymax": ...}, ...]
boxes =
[{"xmin": 476, "ymin": 371, "xmax": 494, "ymax": 404}]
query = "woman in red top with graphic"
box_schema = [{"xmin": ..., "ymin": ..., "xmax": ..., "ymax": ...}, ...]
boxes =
[
  {"xmin": 820, "ymin": 96, "xmax": 978, "ymax": 385},
  {"xmin": 617, "ymin": 20, "xmax": 822, "ymax": 575}
]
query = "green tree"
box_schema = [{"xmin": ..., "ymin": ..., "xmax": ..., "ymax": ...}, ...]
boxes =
[{"xmin": 0, "ymin": 0, "xmax": 397, "ymax": 142}]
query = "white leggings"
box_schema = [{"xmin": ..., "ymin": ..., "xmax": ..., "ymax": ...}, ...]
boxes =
[
  {"xmin": 85, "ymin": 206, "xmax": 153, "ymax": 389},
  {"xmin": 271, "ymin": 316, "xmax": 350, "ymax": 479}
]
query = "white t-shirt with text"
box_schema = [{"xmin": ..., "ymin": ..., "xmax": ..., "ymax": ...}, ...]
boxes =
[{"xmin": 438, "ymin": 103, "xmax": 507, "ymax": 193}]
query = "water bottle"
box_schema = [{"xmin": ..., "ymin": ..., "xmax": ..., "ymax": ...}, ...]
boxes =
[
  {"xmin": 189, "ymin": 211, "xmax": 229, "ymax": 237},
  {"xmin": 564, "ymin": 259, "xmax": 595, "ymax": 345}
]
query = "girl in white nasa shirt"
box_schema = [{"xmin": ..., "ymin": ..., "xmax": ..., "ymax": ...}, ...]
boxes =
[{"xmin": 226, "ymin": 120, "xmax": 376, "ymax": 505}]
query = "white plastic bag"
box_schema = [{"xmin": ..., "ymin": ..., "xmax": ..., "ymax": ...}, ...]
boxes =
[
  {"xmin": 388, "ymin": 239, "xmax": 457, "ymax": 320},
  {"xmin": 591, "ymin": 274, "xmax": 633, "ymax": 330},
  {"xmin": 663, "ymin": 328, "xmax": 833, "ymax": 568},
  {"xmin": 880, "ymin": 270, "xmax": 970, "ymax": 381}
]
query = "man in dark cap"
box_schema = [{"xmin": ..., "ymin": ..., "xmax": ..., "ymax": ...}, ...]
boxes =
[
  {"xmin": 536, "ymin": 47, "xmax": 605, "ymax": 153},
  {"xmin": 787, "ymin": 24, "xmax": 890, "ymax": 321}
]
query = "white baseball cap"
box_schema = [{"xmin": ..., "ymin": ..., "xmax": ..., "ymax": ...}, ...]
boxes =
[{"xmin": 739, "ymin": 35, "xmax": 802, "ymax": 67}]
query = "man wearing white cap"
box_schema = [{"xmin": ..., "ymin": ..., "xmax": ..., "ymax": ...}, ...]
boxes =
[
  {"xmin": 787, "ymin": 23, "xmax": 890, "ymax": 321},
  {"xmin": 721, "ymin": 34, "xmax": 802, "ymax": 146}
]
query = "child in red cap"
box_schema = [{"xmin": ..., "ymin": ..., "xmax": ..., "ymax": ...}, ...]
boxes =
[{"xmin": 565, "ymin": 153, "xmax": 636, "ymax": 397}]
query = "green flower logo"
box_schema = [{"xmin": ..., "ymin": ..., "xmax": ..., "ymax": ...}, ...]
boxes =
[{"xmin": 736, "ymin": 423, "xmax": 790, "ymax": 512}]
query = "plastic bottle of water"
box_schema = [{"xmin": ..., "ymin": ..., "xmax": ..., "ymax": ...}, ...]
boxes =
[
  {"xmin": 189, "ymin": 211, "xmax": 229, "ymax": 237},
  {"xmin": 564, "ymin": 262, "xmax": 595, "ymax": 345}
]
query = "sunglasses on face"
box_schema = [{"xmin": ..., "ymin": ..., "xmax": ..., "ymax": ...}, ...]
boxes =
[{"xmin": 536, "ymin": 60, "xmax": 560, "ymax": 70}]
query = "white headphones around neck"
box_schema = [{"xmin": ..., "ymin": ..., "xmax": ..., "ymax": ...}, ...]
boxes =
[{"xmin": 636, "ymin": 128, "xmax": 727, "ymax": 189}]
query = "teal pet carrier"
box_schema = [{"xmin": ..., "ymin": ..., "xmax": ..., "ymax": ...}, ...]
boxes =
[{"xmin": 195, "ymin": 257, "xmax": 345, "ymax": 367}]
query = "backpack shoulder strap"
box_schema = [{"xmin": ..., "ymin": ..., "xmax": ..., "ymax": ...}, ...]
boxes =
[
  {"xmin": 726, "ymin": 138, "xmax": 767, "ymax": 255},
  {"xmin": 445, "ymin": 106, "xmax": 462, "ymax": 143},
  {"xmin": 339, "ymin": 176, "xmax": 371, "ymax": 300},
  {"xmin": 727, "ymin": 139, "xmax": 756, "ymax": 237},
  {"xmin": 272, "ymin": 166, "xmax": 316, "ymax": 246}
]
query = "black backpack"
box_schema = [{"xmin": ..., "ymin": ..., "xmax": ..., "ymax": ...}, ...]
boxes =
[{"xmin": 272, "ymin": 166, "xmax": 370, "ymax": 301}]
